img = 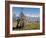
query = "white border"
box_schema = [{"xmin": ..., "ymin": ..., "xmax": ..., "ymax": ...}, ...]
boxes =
[{"xmin": 10, "ymin": 4, "xmax": 43, "ymax": 34}]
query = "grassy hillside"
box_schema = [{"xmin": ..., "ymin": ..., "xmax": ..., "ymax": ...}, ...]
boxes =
[{"xmin": 13, "ymin": 22, "xmax": 40, "ymax": 31}]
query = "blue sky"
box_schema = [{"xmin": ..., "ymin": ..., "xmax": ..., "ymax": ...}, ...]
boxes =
[{"xmin": 12, "ymin": 7, "xmax": 40, "ymax": 17}]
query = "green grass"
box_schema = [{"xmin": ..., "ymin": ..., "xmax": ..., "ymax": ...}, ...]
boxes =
[
  {"xmin": 24, "ymin": 23, "xmax": 40, "ymax": 30},
  {"xmin": 13, "ymin": 22, "xmax": 40, "ymax": 30}
]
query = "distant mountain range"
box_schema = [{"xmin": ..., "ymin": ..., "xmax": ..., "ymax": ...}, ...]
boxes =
[
  {"xmin": 26, "ymin": 16, "xmax": 40, "ymax": 21},
  {"xmin": 16, "ymin": 16, "xmax": 40, "ymax": 22}
]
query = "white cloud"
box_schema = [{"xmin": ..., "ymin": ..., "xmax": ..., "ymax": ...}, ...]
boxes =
[
  {"xmin": 16, "ymin": 14, "xmax": 19, "ymax": 17},
  {"xmin": 25, "ymin": 14, "xmax": 40, "ymax": 17},
  {"xmin": 16, "ymin": 13, "xmax": 40, "ymax": 17}
]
